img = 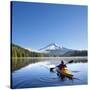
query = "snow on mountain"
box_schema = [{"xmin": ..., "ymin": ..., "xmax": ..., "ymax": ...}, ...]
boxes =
[
  {"xmin": 39, "ymin": 43, "xmax": 60, "ymax": 51},
  {"xmin": 38, "ymin": 43, "xmax": 72, "ymax": 55},
  {"xmin": 26, "ymin": 43, "xmax": 73, "ymax": 56}
]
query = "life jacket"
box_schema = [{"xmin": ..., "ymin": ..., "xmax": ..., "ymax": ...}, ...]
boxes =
[{"xmin": 58, "ymin": 64, "xmax": 66, "ymax": 70}]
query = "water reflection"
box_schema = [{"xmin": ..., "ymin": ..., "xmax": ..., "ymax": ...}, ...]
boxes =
[
  {"xmin": 12, "ymin": 61, "xmax": 88, "ymax": 89},
  {"xmin": 12, "ymin": 58, "xmax": 41, "ymax": 71},
  {"xmin": 12, "ymin": 57, "xmax": 87, "ymax": 72}
]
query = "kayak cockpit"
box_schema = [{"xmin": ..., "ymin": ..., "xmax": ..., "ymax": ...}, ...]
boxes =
[{"xmin": 56, "ymin": 67, "xmax": 73, "ymax": 80}]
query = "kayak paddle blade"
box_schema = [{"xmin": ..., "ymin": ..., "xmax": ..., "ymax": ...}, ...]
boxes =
[{"xmin": 68, "ymin": 60, "xmax": 74, "ymax": 64}]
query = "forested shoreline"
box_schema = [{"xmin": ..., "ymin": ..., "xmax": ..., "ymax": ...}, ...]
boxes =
[
  {"xmin": 11, "ymin": 44, "xmax": 46, "ymax": 57},
  {"xmin": 11, "ymin": 43, "xmax": 87, "ymax": 58}
]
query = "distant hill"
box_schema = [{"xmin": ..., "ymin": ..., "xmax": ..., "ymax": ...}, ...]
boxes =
[{"xmin": 63, "ymin": 50, "xmax": 87, "ymax": 56}]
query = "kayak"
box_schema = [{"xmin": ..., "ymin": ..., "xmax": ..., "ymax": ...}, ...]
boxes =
[{"xmin": 56, "ymin": 67, "xmax": 73, "ymax": 79}]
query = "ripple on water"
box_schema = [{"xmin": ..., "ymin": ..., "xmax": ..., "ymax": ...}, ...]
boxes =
[{"xmin": 12, "ymin": 61, "xmax": 88, "ymax": 88}]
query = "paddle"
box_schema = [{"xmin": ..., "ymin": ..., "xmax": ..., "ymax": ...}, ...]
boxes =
[
  {"xmin": 66, "ymin": 60, "xmax": 74, "ymax": 64},
  {"xmin": 50, "ymin": 60, "xmax": 74, "ymax": 72}
]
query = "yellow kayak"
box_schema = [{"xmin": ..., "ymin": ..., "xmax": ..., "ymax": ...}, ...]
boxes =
[{"xmin": 56, "ymin": 67, "xmax": 73, "ymax": 79}]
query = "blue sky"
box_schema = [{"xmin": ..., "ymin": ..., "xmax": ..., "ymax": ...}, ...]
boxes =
[{"xmin": 12, "ymin": 1, "xmax": 88, "ymax": 50}]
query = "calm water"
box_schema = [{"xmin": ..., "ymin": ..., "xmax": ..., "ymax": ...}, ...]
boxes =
[{"xmin": 12, "ymin": 58, "xmax": 88, "ymax": 89}]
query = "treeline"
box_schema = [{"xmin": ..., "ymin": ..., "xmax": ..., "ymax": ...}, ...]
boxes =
[
  {"xmin": 11, "ymin": 43, "xmax": 88, "ymax": 58},
  {"xmin": 11, "ymin": 44, "xmax": 46, "ymax": 58},
  {"xmin": 63, "ymin": 50, "xmax": 87, "ymax": 56}
]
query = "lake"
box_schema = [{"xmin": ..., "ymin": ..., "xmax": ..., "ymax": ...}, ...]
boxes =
[{"xmin": 11, "ymin": 57, "xmax": 88, "ymax": 89}]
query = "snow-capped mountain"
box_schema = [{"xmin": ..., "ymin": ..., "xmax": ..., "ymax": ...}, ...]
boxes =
[
  {"xmin": 38, "ymin": 43, "xmax": 72, "ymax": 55},
  {"xmin": 39, "ymin": 43, "xmax": 60, "ymax": 51}
]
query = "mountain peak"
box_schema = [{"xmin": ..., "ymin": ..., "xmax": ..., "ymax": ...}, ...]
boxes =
[
  {"xmin": 39, "ymin": 43, "xmax": 63, "ymax": 51},
  {"xmin": 38, "ymin": 43, "xmax": 71, "ymax": 55}
]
